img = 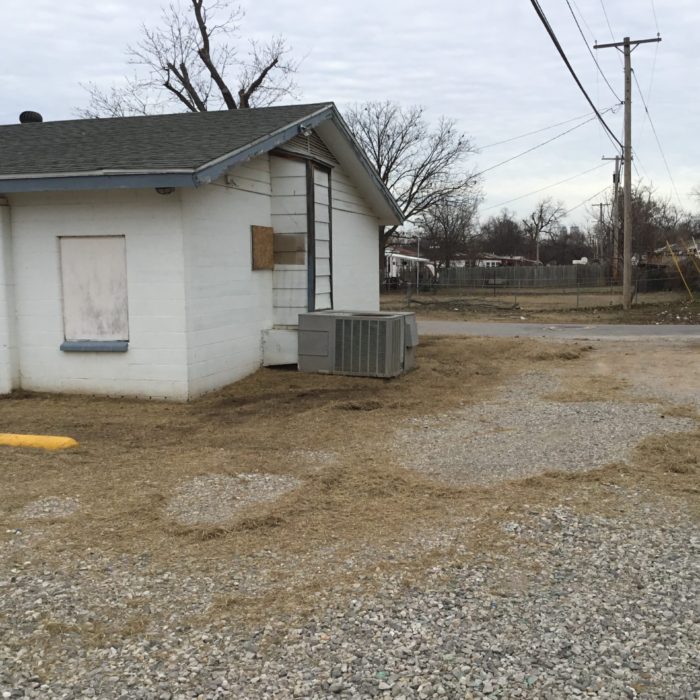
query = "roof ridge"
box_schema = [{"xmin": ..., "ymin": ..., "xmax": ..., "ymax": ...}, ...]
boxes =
[{"xmin": 0, "ymin": 102, "xmax": 334, "ymax": 129}]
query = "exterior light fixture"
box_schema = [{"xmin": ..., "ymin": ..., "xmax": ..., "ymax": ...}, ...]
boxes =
[{"xmin": 155, "ymin": 187, "xmax": 175, "ymax": 195}]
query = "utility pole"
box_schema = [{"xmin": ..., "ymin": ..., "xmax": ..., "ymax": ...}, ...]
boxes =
[
  {"xmin": 595, "ymin": 35, "xmax": 661, "ymax": 310},
  {"xmin": 594, "ymin": 202, "xmax": 605, "ymax": 260},
  {"xmin": 602, "ymin": 155, "xmax": 622, "ymax": 280}
]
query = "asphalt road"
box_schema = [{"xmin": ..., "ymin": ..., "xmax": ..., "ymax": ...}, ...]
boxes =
[{"xmin": 418, "ymin": 320, "xmax": 700, "ymax": 341}]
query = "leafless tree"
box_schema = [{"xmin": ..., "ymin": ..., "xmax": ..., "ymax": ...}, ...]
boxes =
[
  {"xmin": 418, "ymin": 194, "xmax": 481, "ymax": 271},
  {"xmin": 78, "ymin": 0, "xmax": 298, "ymax": 117},
  {"xmin": 521, "ymin": 198, "xmax": 565, "ymax": 263},
  {"xmin": 344, "ymin": 102, "xmax": 478, "ymax": 275}
]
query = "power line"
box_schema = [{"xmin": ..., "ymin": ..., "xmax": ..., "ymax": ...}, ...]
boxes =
[
  {"xmin": 483, "ymin": 162, "xmax": 608, "ymax": 211},
  {"xmin": 480, "ymin": 104, "xmax": 619, "ymax": 150},
  {"xmin": 564, "ymin": 185, "xmax": 611, "ymax": 215},
  {"xmin": 528, "ymin": 0, "xmax": 623, "ymax": 151},
  {"xmin": 599, "ymin": 0, "xmax": 617, "ymax": 43},
  {"xmin": 569, "ymin": 0, "xmax": 595, "ymax": 39},
  {"xmin": 598, "ymin": 0, "xmax": 623, "ymax": 66},
  {"xmin": 631, "ymin": 69, "xmax": 683, "ymax": 206},
  {"xmin": 650, "ymin": 0, "xmax": 660, "ymax": 33},
  {"xmin": 474, "ymin": 115, "xmax": 600, "ymax": 178},
  {"xmin": 564, "ymin": 0, "xmax": 621, "ymax": 102}
]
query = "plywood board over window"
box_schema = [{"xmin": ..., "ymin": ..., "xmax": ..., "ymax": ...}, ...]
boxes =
[
  {"xmin": 59, "ymin": 236, "xmax": 129, "ymax": 342},
  {"xmin": 251, "ymin": 225, "xmax": 274, "ymax": 270}
]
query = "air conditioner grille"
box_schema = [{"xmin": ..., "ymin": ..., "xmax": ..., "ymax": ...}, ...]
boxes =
[{"xmin": 334, "ymin": 317, "xmax": 399, "ymax": 375}]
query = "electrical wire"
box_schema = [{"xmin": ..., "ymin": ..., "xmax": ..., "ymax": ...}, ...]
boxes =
[
  {"xmin": 599, "ymin": 0, "xmax": 617, "ymax": 43},
  {"xmin": 483, "ymin": 162, "xmax": 608, "ymax": 211},
  {"xmin": 631, "ymin": 70, "xmax": 683, "ymax": 206},
  {"xmin": 650, "ymin": 0, "xmax": 660, "ymax": 33},
  {"xmin": 564, "ymin": 0, "xmax": 621, "ymax": 102},
  {"xmin": 564, "ymin": 185, "xmax": 611, "ymax": 215},
  {"xmin": 479, "ymin": 104, "xmax": 619, "ymax": 150},
  {"xmin": 528, "ymin": 0, "xmax": 623, "ymax": 151},
  {"xmin": 569, "ymin": 0, "xmax": 595, "ymax": 39},
  {"xmin": 598, "ymin": 0, "xmax": 623, "ymax": 67},
  {"xmin": 474, "ymin": 115, "xmax": 600, "ymax": 178}
]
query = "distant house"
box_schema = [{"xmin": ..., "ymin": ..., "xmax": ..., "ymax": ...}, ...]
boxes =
[
  {"xmin": 0, "ymin": 103, "xmax": 402, "ymax": 399},
  {"xmin": 384, "ymin": 246, "xmax": 434, "ymax": 285},
  {"xmin": 474, "ymin": 253, "xmax": 540, "ymax": 268}
]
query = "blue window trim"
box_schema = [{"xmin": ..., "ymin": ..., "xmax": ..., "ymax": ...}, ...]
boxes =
[{"xmin": 60, "ymin": 340, "xmax": 128, "ymax": 353}]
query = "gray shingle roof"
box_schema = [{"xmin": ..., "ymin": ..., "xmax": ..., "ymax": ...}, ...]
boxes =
[{"xmin": 0, "ymin": 103, "xmax": 331, "ymax": 176}]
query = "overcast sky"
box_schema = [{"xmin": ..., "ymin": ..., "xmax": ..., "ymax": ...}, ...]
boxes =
[{"xmin": 2, "ymin": 0, "xmax": 698, "ymax": 228}]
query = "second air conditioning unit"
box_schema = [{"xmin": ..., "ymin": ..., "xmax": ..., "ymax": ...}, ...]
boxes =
[{"xmin": 298, "ymin": 310, "xmax": 418, "ymax": 378}]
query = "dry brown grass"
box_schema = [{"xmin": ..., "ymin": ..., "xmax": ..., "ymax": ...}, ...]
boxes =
[
  {"xmin": 1, "ymin": 336, "xmax": 698, "ymax": 626},
  {"xmin": 382, "ymin": 290, "xmax": 699, "ymax": 325}
]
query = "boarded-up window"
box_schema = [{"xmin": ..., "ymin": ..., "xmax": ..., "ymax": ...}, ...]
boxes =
[
  {"xmin": 59, "ymin": 236, "xmax": 129, "ymax": 341},
  {"xmin": 251, "ymin": 225, "xmax": 274, "ymax": 270}
]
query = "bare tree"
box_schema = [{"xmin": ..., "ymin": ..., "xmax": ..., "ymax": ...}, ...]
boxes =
[
  {"xmin": 479, "ymin": 209, "xmax": 528, "ymax": 257},
  {"xmin": 78, "ymin": 0, "xmax": 298, "ymax": 117},
  {"xmin": 344, "ymin": 102, "xmax": 478, "ymax": 277},
  {"xmin": 418, "ymin": 195, "xmax": 480, "ymax": 272},
  {"xmin": 521, "ymin": 198, "xmax": 565, "ymax": 263}
]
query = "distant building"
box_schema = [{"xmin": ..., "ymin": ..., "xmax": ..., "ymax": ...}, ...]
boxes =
[{"xmin": 474, "ymin": 253, "xmax": 540, "ymax": 268}]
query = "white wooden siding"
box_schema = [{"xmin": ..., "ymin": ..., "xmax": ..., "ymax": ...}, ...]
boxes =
[
  {"xmin": 330, "ymin": 163, "xmax": 381, "ymax": 311},
  {"xmin": 313, "ymin": 167, "xmax": 332, "ymax": 311},
  {"xmin": 270, "ymin": 156, "xmax": 308, "ymax": 326}
]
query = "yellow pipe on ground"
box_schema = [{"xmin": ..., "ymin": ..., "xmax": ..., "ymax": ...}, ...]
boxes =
[{"xmin": 0, "ymin": 433, "xmax": 79, "ymax": 450}]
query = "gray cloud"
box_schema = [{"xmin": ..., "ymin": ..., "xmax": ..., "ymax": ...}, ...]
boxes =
[{"xmin": 2, "ymin": 0, "xmax": 698, "ymax": 224}]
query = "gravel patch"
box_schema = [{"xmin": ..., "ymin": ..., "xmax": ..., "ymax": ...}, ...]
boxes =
[
  {"xmin": 19, "ymin": 497, "xmax": 79, "ymax": 521},
  {"xmin": 1, "ymin": 499, "xmax": 697, "ymax": 699},
  {"xmin": 166, "ymin": 473, "xmax": 302, "ymax": 526},
  {"xmin": 393, "ymin": 372, "xmax": 696, "ymax": 486}
]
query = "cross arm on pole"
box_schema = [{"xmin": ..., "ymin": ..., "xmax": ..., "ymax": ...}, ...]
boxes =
[{"xmin": 594, "ymin": 36, "xmax": 661, "ymax": 50}]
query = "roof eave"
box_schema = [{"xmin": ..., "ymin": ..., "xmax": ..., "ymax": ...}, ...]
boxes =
[
  {"xmin": 314, "ymin": 108, "xmax": 404, "ymax": 226},
  {"xmin": 0, "ymin": 172, "xmax": 196, "ymax": 194},
  {"xmin": 193, "ymin": 105, "xmax": 335, "ymax": 186}
]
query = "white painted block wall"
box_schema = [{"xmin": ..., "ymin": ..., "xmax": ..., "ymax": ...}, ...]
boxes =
[
  {"xmin": 8, "ymin": 189, "xmax": 190, "ymax": 399},
  {"xmin": 0, "ymin": 200, "xmax": 19, "ymax": 394},
  {"xmin": 2, "ymin": 150, "xmax": 384, "ymax": 400},
  {"xmin": 181, "ymin": 156, "xmax": 274, "ymax": 397}
]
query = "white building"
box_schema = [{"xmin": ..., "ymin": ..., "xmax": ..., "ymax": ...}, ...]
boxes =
[{"xmin": 0, "ymin": 104, "xmax": 402, "ymax": 400}]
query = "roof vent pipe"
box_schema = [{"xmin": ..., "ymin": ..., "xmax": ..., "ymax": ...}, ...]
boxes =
[{"xmin": 19, "ymin": 111, "xmax": 43, "ymax": 124}]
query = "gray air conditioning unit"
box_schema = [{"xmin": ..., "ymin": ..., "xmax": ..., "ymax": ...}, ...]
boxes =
[{"xmin": 298, "ymin": 310, "xmax": 418, "ymax": 378}]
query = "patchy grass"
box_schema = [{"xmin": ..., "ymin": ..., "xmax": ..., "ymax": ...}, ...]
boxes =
[
  {"xmin": 1, "ymin": 336, "xmax": 698, "ymax": 627},
  {"xmin": 382, "ymin": 290, "xmax": 699, "ymax": 325}
]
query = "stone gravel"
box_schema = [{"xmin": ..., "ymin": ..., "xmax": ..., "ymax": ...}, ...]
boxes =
[
  {"xmin": 1, "ymin": 500, "xmax": 697, "ymax": 699},
  {"xmin": 19, "ymin": 497, "xmax": 80, "ymax": 521},
  {"xmin": 393, "ymin": 372, "xmax": 696, "ymax": 486},
  {"xmin": 1, "ymin": 368, "xmax": 698, "ymax": 699},
  {"xmin": 165, "ymin": 473, "xmax": 302, "ymax": 526}
]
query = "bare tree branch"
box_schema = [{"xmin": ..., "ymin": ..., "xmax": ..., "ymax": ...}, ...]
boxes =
[
  {"xmin": 345, "ymin": 101, "xmax": 479, "ymax": 248},
  {"xmin": 521, "ymin": 198, "xmax": 565, "ymax": 263},
  {"xmin": 418, "ymin": 194, "xmax": 481, "ymax": 271},
  {"xmin": 77, "ymin": 0, "xmax": 298, "ymax": 117}
]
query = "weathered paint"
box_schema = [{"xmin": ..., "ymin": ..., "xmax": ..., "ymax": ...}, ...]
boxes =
[
  {"xmin": 7, "ymin": 187, "xmax": 190, "ymax": 399},
  {"xmin": 1, "ymin": 144, "xmax": 383, "ymax": 399},
  {"xmin": 180, "ymin": 156, "xmax": 274, "ymax": 398},
  {"xmin": 0, "ymin": 433, "xmax": 79, "ymax": 450},
  {"xmin": 270, "ymin": 155, "xmax": 308, "ymax": 327},
  {"xmin": 59, "ymin": 236, "xmax": 129, "ymax": 342}
]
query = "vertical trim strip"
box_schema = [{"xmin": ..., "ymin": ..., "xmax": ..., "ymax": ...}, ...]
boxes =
[
  {"xmin": 325, "ymin": 168, "xmax": 334, "ymax": 310},
  {"xmin": 305, "ymin": 160, "xmax": 316, "ymax": 312}
]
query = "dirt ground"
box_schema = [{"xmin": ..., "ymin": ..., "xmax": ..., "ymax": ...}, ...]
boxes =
[
  {"xmin": 382, "ymin": 289, "xmax": 700, "ymax": 325},
  {"xmin": 1, "ymin": 335, "xmax": 698, "ymax": 629}
]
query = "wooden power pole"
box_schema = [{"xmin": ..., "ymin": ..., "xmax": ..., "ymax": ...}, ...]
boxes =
[
  {"xmin": 602, "ymin": 155, "xmax": 622, "ymax": 280},
  {"xmin": 595, "ymin": 35, "xmax": 661, "ymax": 310}
]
